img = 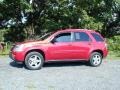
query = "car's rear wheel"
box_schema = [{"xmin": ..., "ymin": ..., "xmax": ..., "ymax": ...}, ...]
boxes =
[
  {"xmin": 25, "ymin": 52, "xmax": 44, "ymax": 70},
  {"xmin": 89, "ymin": 52, "xmax": 102, "ymax": 67}
]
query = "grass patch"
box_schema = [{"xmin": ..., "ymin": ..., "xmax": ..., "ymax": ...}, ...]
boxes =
[
  {"xmin": 0, "ymin": 43, "xmax": 12, "ymax": 56},
  {"xmin": 0, "ymin": 48, "xmax": 10, "ymax": 56},
  {"xmin": 107, "ymin": 51, "xmax": 120, "ymax": 60},
  {"xmin": 106, "ymin": 35, "xmax": 120, "ymax": 60}
]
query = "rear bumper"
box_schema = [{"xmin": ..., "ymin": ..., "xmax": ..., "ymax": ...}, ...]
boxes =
[{"xmin": 103, "ymin": 49, "xmax": 108, "ymax": 58}]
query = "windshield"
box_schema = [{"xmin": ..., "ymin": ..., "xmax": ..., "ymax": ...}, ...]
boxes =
[{"xmin": 40, "ymin": 32, "xmax": 54, "ymax": 40}]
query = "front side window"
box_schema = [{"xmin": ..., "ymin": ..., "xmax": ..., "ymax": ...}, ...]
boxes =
[
  {"xmin": 74, "ymin": 32, "xmax": 90, "ymax": 41},
  {"xmin": 91, "ymin": 33, "xmax": 104, "ymax": 42},
  {"xmin": 54, "ymin": 33, "xmax": 71, "ymax": 42}
]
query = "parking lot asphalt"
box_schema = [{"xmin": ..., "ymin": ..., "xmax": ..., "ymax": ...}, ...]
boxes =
[{"xmin": 0, "ymin": 56, "xmax": 120, "ymax": 90}]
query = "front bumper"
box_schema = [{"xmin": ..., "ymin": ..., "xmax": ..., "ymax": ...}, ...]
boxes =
[
  {"xmin": 9, "ymin": 51, "xmax": 25, "ymax": 63},
  {"xmin": 9, "ymin": 53, "xmax": 23, "ymax": 64}
]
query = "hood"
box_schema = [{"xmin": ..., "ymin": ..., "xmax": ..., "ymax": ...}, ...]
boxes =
[{"xmin": 15, "ymin": 40, "xmax": 48, "ymax": 46}]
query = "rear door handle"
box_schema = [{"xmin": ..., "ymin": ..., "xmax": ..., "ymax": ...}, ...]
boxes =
[
  {"xmin": 88, "ymin": 43, "xmax": 91, "ymax": 45},
  {"xmin": 68, "ymin": 44, "xmax": 72, "ymax": 46}
]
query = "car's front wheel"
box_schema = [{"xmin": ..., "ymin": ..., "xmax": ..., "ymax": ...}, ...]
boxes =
[
  {"xmin": 89, "ymin": 52, "xmax": 102, "ymax": 67},
  {"xmin": 25, "ymin": 52, "xmax": 44, "ymax": 70}
]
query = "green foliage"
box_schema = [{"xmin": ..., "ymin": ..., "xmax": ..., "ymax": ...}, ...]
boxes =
[
  {"xmin": 0, "ymin": 0, "xmax": 120, "ymax": 57},
  {"xmin": 107, "ymin": 35, "xmax": 120, "ymax": 51},
  {"xmin": 0, "ymin": 42, "xmax": 12, "ymax": 55},
  {"xmin": 0, "ymin": 29, "xmax": 6, "ymax": 41},
  {"xmin": 0, "ymin": 0, "xmax": 120, "ymax": 42},
  {"xmin": 4, "ymin": 27, "xmax": 26, "ymax": 42},
  {"xmin": 80, "ymin": 10, "xmax": 103, "ymax": 31}
]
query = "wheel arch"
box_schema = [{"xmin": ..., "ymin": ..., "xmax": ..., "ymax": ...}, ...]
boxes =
[
  {"xmin": 25, "ymin": 49, "xmax": 45, "ymax": 61},
  {"xmin": 91, "ymin": 49, "xmax": 103, "ymax": 58}
]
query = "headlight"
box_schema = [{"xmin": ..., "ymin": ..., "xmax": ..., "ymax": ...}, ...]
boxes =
[{"xmin": 13, "ymin": 44, "xmax": 24, "ymax": 52}]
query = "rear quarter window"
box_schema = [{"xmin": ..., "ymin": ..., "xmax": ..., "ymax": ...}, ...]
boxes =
[
  {"xmin": 74, "ymin": 32, "xmax": 91, "ymax": 41},
  {"xmin": 91, "ymin": 33, "xmax": 104, "ymax": 42}
]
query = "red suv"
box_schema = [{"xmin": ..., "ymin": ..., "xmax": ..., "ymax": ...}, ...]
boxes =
[{"xmin": 10, "ymin": 29, "xmax": 108, "ymax": 70}]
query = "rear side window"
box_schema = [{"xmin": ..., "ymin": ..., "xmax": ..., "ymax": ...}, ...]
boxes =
[
  {"xmin": 74, "ymin": 32, "xmax": 91, "ymax": 41},
  {"xmin": 91, "ymin": 33, "xmax": 104, "ymax": 42}
]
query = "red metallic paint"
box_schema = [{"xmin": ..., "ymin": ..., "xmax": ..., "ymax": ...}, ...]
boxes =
[{"xmin": 10, "ymin": 29, "xmax": 108, "ymax": 62}]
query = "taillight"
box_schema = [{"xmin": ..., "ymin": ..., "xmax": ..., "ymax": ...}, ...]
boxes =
[
  {"xmin": 104, "ymin": 38, "xmax": 108, "ymax": 48},
  {"xmin": 105, "ymin": 43, "xmax": 108, "ymax": 48}
]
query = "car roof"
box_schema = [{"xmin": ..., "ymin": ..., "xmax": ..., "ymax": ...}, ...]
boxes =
[{"xmin": 57, "ymin": 29, "xmax": 96, "ymax": 33}]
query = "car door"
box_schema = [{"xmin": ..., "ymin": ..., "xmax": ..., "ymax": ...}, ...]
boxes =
[
  {"xmin": 70, "ymin": 32, "xmax": 92, "ymax": 60},
  {"xmin": 47, "ymin": 32, "xmax": 74, "ymax": 60}
]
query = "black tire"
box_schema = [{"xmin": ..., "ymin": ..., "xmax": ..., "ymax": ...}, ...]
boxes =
[
  {"xmin": 89, "ymin": 52, "xmax": 102, "ymax": 67},
  {"xmin": 25, "ymin": 52, "xmax": 44, "ymax": 70}
]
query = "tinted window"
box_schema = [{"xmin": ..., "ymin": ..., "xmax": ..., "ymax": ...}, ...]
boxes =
[
  {"xmin": 91, "ymin": 33, "xmax": 104, "ymax": 42},
  {"xmin": 54, "ymin": 33, "xmax": 71, "ymax": 42},
  {"xmin": 74, "ymin": 32, "xmax": 90, "ymax": 41}
]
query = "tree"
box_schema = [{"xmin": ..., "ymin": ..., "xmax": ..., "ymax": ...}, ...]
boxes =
[{"xmin": 0, "ymin": 0, "xmax": 120, "ymax": 42}]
